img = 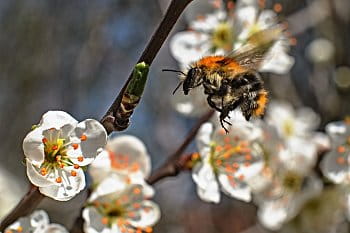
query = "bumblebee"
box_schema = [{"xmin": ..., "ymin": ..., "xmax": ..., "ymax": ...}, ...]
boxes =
[{"xmin": 165, "ymin": 28, "xmax": 281, "ymax": 132}]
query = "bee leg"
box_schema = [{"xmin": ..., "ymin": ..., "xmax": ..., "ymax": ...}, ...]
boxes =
[
  {"xmin": 219, "ymin": 108, "xmax": 232, "ymax": 134},
  {"xmin": 207, "ymin": 95, "xmax": 222, "ymax": 111}
]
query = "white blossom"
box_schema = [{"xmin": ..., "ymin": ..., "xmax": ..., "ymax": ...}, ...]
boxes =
[
  {"xmin": 4, "ymin": 210, "xmax": 68, "ymax": 233},
  {"xmin": 89, "ymin": 135, "xmax": 154, "ymax": 197},
  {"xmin": 251, "ymin": 123, "xmax": 322, "ymax": 230},
  {"xmin": 170, "ymin": 0, "xmax": 294, "ymax": 117},
  {"xmin": 83, "ymin": 174, "xmax": 160, "ymax": 233},
  {"xmin": 192, "ymin": 119, "xmax": 264, "ymax": 203},
  {"xmin": 23, "ymin": 111, "xmax": 107, "ymax": 201},
  {"xmin": 320, "ymin": 120, "xmax": 350, "ymax": 221}
]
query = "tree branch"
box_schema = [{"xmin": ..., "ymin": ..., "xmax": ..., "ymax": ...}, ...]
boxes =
[
  {"xmin": 0, "ymin": 186, "xmax": 44, "ymax": 232},
  {"xmin": 101, "ymin": 0, "xmax": 194, "ymax": 134},
  {"xmin": 1, "ymin": 0, "xmax": 195, "ymax": 230},
  {"xmin": 147, "ymin": 110, "xmax": 215, "ymax": 185}
]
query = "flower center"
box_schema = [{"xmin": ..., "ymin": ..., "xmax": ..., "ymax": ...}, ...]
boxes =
[
  {"xmin": 282, "ymin": 171, "xmax": 302, "ymax": 192},
  {"xmin": 211, "ymin": 22, "xmax": 234, "ymax": 51},
  {"xmin": 282, "ymin": 119, "xmax": 295, "ymax": 137},
  {"xmin": 209, "ymin": 136, "xmax": 254, "ymax": 175}
]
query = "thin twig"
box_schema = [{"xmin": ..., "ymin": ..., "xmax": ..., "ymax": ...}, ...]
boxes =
[
  {"xmin": 0, "ymin": 186, "xmax": 44, "ymax": 232},
  {"xmin": 101, "ymin": 0, "xmax": 194, "ymax": 134},
  {"xmin": 147, "ymin": 110, "xmax": 215, "ymax": 185},
  {"xmin": 1, "ymin": 0, "xmax": 194, "ymax": 230}
]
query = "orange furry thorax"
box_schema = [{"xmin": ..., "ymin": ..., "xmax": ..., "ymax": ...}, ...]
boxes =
[{"xmin": 195, "ymin": 56, "xmax": 246, "ymax": 73}]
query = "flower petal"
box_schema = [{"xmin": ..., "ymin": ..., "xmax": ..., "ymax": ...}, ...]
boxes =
[
  {"xmin": 23, "ymin": 128, "xmax": 45, "ymax": 166},
  {"xmin": 218, "ymin": 173, "xmax": 252, "ymax": 202},
  {"xmin": 196, "ymin": 122, "xmax": 213, "ymax": 158},
  {"xmin": 190, "ymin": 10, "xmax": 226, "ymax": 32},
  {"xmin": 39, "ymin": 168, "xmax": 86, "ymax": 201},
  {"xmin": 89, "ymin": 173, "xmax": 128, "ymax": 202},
  {"xmin": 257, "ymin": 10, "xmax": 277, "ymax": 29},
  {"xmin": 30, "ymin": 210, "xmax": 49, "ymax": 228},
  {"xmin": 192, "ymin": 161, "xmax": 220, "ymax": 203},
  {"xmin": 106, "ymin": 135, "xmax": 151, "ymax": 178},
  {"xmin": 88, "ymin": 150, "xmax": 112, "ymax": 184},
  {"xmin": 38, "ymin": 111, "xmax": 78, "ymax": 130},
  {"xmin": 321, "ymin": 150, "xmax": 349, "ymax": 184},
  {"xmin": 82, "ymin": 207, "xmax": 107, "ymax": 233},
  {"xmin": 43, "ymin": 224, "xmax": 69, "ymax": 233},
  {"xmin": 26, "ymin": 160, "xmax": 56, "ymax": 187},
  {"xmin": 258, "ymin": 200, "xmax": 288, "ymax": 230},
  {"xmin": 260, "ymin": 47, "xmax": 295, "ymax": 74},
  {"xmin": 129, "ymin": 200, "xmax": 161, "ymax": 228},
  {"xmin": 170, "ymin": 31, "xmax": 210, "ymax": 65},
  {"xmin": 69, "ymin": 119, "xmax": 107, "ymax": 165}
]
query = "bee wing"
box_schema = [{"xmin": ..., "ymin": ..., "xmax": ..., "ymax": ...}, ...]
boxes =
[{"xmin": 227, "ymin": 27, "xmax": 282, "ymax": 70}]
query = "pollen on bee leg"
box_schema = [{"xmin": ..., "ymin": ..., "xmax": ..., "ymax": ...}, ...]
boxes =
[
  {"xmin": 56, "ymin": 177, "xmax": 62, "ymax": 183},
  {"xmin": 336, "ymin": 157, "xmax": 346, "ymax": 165}
]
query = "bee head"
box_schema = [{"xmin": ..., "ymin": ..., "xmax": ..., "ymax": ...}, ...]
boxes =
[{"xmin": 183, "ymin": 67, "xmax": 202, "ymax": 95}]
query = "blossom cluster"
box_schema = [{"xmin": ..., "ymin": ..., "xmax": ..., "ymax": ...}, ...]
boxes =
[
  {"xmin": 19, "ymin": 111, "xmax": 160, "ymax": 233},
  {"xmin": 189, "ymin": 101, "xmax": 350, "ymax": 231},
  {"xmin": 2, "ymin": 0, "xmax": 350, "ymax": 233}
]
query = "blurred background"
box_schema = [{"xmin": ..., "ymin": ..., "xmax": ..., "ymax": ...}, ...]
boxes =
[{"xmin": 0, "ymin": 0, "xmax": 349, "ymax": 232}]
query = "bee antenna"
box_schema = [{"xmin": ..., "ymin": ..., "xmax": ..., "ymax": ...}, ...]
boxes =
[
  {"xmin": 162, "ymin": 69, "xmax": 186, "ymax": 76},
  {"xmin": 172, "ymin": 81, "xmax": 183, "ymax": 95}
]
